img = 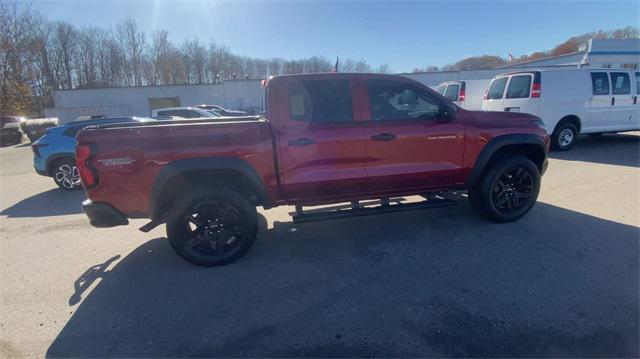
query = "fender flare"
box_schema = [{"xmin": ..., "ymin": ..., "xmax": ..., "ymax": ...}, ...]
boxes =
[
  {"xmin": 466, "ymin": 134, "xmax": 546, "ymax": 188},
  {"xmin": 149, "ymin": 157, "xmax": 273, "ymax": 220}
]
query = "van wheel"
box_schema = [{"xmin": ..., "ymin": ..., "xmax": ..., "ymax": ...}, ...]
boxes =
[
  {"xmin": 166, "ymin": 188, "xmax": 257, "ymax": 267},
  {"xmin": 551, "ymin": 123, "xmax": 577, "ymax": 151},
  {"xmin": 468, "ymin": 155, "xmax": 540, "ymax": 222},
  {"xmin": 52, "ymin": 158, "xmax": 82, "ymax": 191}
]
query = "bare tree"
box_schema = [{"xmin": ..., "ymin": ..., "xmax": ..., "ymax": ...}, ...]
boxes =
[{"xmin": 117, "ymin": 18, "xmax": 145, "ymax": 86}]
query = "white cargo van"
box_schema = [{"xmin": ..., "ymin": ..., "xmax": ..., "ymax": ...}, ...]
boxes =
[
  {"xmin": 435, "ymin": 79, "xmax": 490, "ymax": 110},
  {"xmin": 482, "ymin": 69, "xmax": 639, "ymax": 150}
]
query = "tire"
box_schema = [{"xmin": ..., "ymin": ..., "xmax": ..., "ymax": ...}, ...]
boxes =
[
  {"xmin": 166, "ymin": 188, "xmax": 258, "ymax": 267},
  {"xmin": 468, "ymin": 155, "xmax": 541, "ymax": 222},
  {"xmin": 551, "ymin": 122, "xmax": 578, "ymax": 151},
  {"xmin": 52, "ymin": 158, "xmax": 82, "ymax": 191}
]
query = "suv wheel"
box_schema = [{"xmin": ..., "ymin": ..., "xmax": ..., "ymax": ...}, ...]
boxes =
[
  {"xmin": 166, "ymin": 188, "xmax": 258, "ymax": 266},
  {"xmin": 551, "ymin": 122, "xmax": 577, "ymax": 151},
  {"xmin": 52, "ymin": 158, "xmax": 82, "ymax": 191},
  {"xmin": 468, "ymin": 155, "xmax": 541, "ymax": 222}
]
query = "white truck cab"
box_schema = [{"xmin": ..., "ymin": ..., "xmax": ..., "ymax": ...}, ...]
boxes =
[{"xmin": 482, "ymin": 69, "xmax": 639, "ymax": 150}]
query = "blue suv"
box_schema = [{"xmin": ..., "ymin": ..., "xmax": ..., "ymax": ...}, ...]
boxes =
[{"xmin": 32, "ymin": 117, "xmax": 153, "ymax": 190}]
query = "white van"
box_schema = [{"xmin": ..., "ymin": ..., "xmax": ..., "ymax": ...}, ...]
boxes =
[
  {"xmin": 436, "ymin": 79, "xmax": 491, "ymax": 110},
  {"xmin": 482, "ymin": 69, "xmax": 640, "ymax": 150}
]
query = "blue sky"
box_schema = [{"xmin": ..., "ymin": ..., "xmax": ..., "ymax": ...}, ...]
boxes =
[{"xmin": 33, "ymin": 0, "xmax": 639, "ymax": 73}]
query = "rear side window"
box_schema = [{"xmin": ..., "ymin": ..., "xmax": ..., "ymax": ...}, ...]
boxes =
[
  {"xmin": 288, "ymin": 80, "xmax": 353, "ymax": 122},
  {"xmin": 610, "ymin": 73, "xmax": 630, "ymax": 95},
  {"xmin": 444, "ymin": 84, "xmax": 460, "ymax": 101},
  {"xmin": 487, "ymin": 77, "xmax": 508, "ymax": 100},
  {"xmin": 435, "ymin": 85, "xmax": 445, "ymax": 95},
  {"xmin": 591, "ymin": 73, "xmax": 610, "ymax": 95},
  {"xmin": 506, "ymin": 75, "xmax": 532, "ymax": 99}
]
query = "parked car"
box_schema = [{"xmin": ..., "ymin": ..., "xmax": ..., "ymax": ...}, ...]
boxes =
[
  {"xmin": 76, "ymin": 73, "xmax": 549, "ymax": 267},
  {"xmin": 0, "ymin": 116, "xmax": 24, "ymax": 146},
  {"xmin": 24, "ymin": 117, "xmax": 59, "ymax": 143},
  {"xmin": 32, "ymin": 117, "xmax": 154, "ymax": 190},
  {"xmin": 151, "ymin": 107, "xmax": 221, "ymax": 118},
  {"xmin": 195, "ymin": 104, "xmax": 249, "ymax": 117},
  {"xmin": 482, "ymin": 69, "xmax": 640, "ymax": 150},
  {"xmin": 435, "ymin": 80, "xmax": 490, "ymax": 110}
]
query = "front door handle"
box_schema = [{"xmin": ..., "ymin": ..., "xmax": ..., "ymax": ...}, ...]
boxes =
[
  {"xmin": 634, "ymin": 96, "xmax": 638, "ymax": 105},
  {"xmin": 370, "ymin": 133, "xmax": 396, "ymax": 141},
  {"xmin": 611, "ymin": 97, "xmax": 615, "ymax": 106},
  {"xmin": 288, "ymin": 137, "xmax": 315, "ymax": 146}
]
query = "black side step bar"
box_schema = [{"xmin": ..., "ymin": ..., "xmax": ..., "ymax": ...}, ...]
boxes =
[{"xmin": 291, "ymin": 197, "xmax": 457, "ymax": 224}]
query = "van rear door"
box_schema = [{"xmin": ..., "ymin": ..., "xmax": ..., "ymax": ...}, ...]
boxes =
[{"xmin": 502, "ymin": 73, "xmax": 539, "ymax": 116}]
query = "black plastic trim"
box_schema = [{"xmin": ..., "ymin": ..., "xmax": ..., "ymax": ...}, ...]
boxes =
[
  {"xmin": 149, "ymin": 157, "xmax": 273, "ymax": 220},
  {"xmin": 82, "ymin": 199, "xmax": 129, "ymax": 228},
  {"xmin": 466, "ymin": 134, "xmax": 547, "ymax": 188}
]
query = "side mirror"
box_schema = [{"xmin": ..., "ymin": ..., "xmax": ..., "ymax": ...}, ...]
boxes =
[{"xmin": 439, "ymin": 103, "xmax": 457, "ymax": 122}]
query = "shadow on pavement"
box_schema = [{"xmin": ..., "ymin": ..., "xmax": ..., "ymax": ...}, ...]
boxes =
[
  {"xmin": 47, "ymin": 202, "xmax": 639, "ymax": 357},
  {"xmin": 0, "ymin": 188, "xmax": 84, "ymax": 218},
  {"xmin": 551, "ymin": 133, "xmax": 640, "ymax": 168}
]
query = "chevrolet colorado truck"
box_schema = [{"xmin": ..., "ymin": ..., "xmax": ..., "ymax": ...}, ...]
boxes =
[{"xmin": 76, "ymin": 73, "xmax": 550, "ymax": 266}]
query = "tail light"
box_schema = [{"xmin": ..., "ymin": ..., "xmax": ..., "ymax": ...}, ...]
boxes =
[
  {"xmin": 458, "ymin": 89, "xmax": 466, "ymax": 102},
  {"xmin": 76, "ymin": 144, "xmax": 98, "ymax": 188},
  {"xmin": 531, "ymin": 83, "xmax": 541, "ymax": 98},
  {"xmin": 31, "ymin": 143, "xmax": 49, "ymax": 158}
]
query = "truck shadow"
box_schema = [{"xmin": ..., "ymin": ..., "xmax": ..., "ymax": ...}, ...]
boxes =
[
  {"xmin": 550, "ymin": 133, "xmax": 640, "ymax": 168},
  {"xmin": 46, "ymin": 202, "xmax": 639, "ymax": 357},
  {"xmin": 0, "ymin": 188, "xmax": 84, "ymax": 218}
]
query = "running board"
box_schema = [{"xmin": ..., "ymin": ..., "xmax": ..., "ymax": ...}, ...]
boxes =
[{"xmin": 291, "ymin": 197, "xmax": 457, "ymax": 224}]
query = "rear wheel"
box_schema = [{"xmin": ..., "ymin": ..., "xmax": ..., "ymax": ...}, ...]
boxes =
[
  {"xmin": 166, "ymin": 188, "xmax": 257, "ymax": 267},
  {"xmin": 551, "ymin": 122, "xmax": 577, "ymax": 151},
  {"xmin": 52, "ymin": 158, "xmax": 82, "ymax": 191},
  {"xmin": 468, "ymin": 156, "xmax": 540, "ymax": 222}
]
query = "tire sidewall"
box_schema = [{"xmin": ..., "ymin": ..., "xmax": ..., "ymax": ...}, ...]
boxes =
[
  {"xmin": 552, "ymin": 123, "xmax": 577, "ymax": 151},
  {"xmin": 472, "ymin": 156, "xmax": 541, "ymax": 222},
  {"xmin": 166, "ymin": 188, "xmax": 258, "ymax": 267}
]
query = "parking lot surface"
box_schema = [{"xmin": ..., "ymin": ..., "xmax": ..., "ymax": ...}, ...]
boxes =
[{"xmin": 1, "ymin": 134, "xmax": 638, "ymax": 357}]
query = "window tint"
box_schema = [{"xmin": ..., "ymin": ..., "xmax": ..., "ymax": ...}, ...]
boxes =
[
  {"xmin": 288, "ymin": 80, "xmax": 353, "ymax": 122},
  {"xmin": 487, "ymin": 77, "xmax": 508, "ymax": 100},
  {"xmin": 435, "ymin": 85, "xmax": 445, "ymax": 95},
  {"xmin": 63, "ymin": 126, "xmax": 82, "ymax": 137},
  {"xmin": 636, "ymin": 72, "xmax": 640, "ymax": 95},
  {"xmin": 610, "ymin": 72, "xmax": 630, "ymax": 95},
  {"xmin": 591, "ymin": 73, "xmax": 610, "ymax": 95},
  {"xmin": 367, "ymin": 79, "xmax": 441, "ymax": 121},
  {"xmin": 506, "ymin": 75, "xmax": 531, "ymax": 99},
  {"xmin": 444, "ymin": 84, "xmax": 460, "ymax": 101},
  {"xmin": 176, "ymin": 110, "xmax": 203, "ymax": 118}
]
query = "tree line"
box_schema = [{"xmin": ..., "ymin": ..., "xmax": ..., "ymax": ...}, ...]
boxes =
[
  {"xmin": 0, "ymin": 0, "xmax": 390, "ymax": 116},
  {"xmin": 412, "ymin": 26, "xmax": 639, "ymax": 73}
]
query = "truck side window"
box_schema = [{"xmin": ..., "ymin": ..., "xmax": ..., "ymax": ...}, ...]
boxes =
[
  {"xmin": 591, "ymin": 73, "xmax": 610, "ymax": 95},
  {"xmin": 288, "ymin": 80, "xmax": 353, "ymax": 123},
  {"xmin": 367, "ymin": 79, "xmax": 441, "ymax": 121},
  {"xmin": 487, "ymin": 77, "xmax": 507, "ymax": 99},
  {"xmin": 610, "ymin": 73, "xmax": 630, "ymax": 95},
  {"xmin": 506, "ymin": 75, "xmax": 531, "ymax": 99}
]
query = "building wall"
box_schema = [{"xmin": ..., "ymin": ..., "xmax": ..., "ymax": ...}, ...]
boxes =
[{"xmin": 49, "ymin": 80, "xmax": 263, "ymax": 123}]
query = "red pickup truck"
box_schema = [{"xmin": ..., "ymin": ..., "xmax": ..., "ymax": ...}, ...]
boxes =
[{"xmin": 77, "ymin": 73, "xmax": 549, "ymax": 266}]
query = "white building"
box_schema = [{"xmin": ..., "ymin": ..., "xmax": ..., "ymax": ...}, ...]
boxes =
[{"xmin": 47, "ymin": 80, "xmax": 264, "ymax": 123}]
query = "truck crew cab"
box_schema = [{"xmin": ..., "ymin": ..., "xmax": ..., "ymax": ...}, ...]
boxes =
[{"xmin": 76, "ymin": 73, "xmax": 550, "ymax": 266}]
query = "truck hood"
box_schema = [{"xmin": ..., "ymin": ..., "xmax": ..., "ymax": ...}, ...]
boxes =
[{"xmin": 470, "ymin": 110, "xmax": 545, "ymax": 130}]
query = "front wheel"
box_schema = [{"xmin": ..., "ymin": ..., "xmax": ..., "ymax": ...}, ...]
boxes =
[
  {"xmin": 52, "ymin": 158, "xmax": 82, "ymax": 191},
  {"xmin": 166, "ymin": 188, "xmax": 258, "ymax": 267},
  {"xmin": 468, "ymin": 156, "xmax": 541, "ymax": 222}
]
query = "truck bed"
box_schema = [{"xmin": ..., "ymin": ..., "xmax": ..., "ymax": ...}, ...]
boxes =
[{"xmin": 76, "ymin": 116, "xmax": 279, "ymax": 216}]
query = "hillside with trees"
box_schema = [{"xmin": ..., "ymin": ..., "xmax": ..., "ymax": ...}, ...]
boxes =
[{"xmin": 412, "ymin": 26, "xmax": 639, "ymax": 73}]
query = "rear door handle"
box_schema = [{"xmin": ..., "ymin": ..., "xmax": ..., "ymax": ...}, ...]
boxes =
[
  {"xmin": 611, "ymin": 97, "xmax": 615, "ymax": 106},
  {"xmin": 288, "ymin": 137, "xmax": 315, "ymax": 146},
  {"xmin": 370, "ymin": 133, "xmax": 396, "ymax": 141},
  {"xmin": 634, "ymin": 96, "xmax": 638, "ymax": 105}
]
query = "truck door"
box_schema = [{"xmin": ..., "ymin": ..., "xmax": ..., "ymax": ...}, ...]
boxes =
[
  {"xmin": 274, "ymin": 78, "xmax": 367, "ymax": 201},
  {"xmin": 361, "ymin": 78, "xmax": 465, "ymax": 192},
  {"xmin": 589, "ymin": 72, "xmax": 611, "ymax": 131},
  {"xmin": 607, "ymin": 72, "xmax": 637, "ymax": 131}
]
